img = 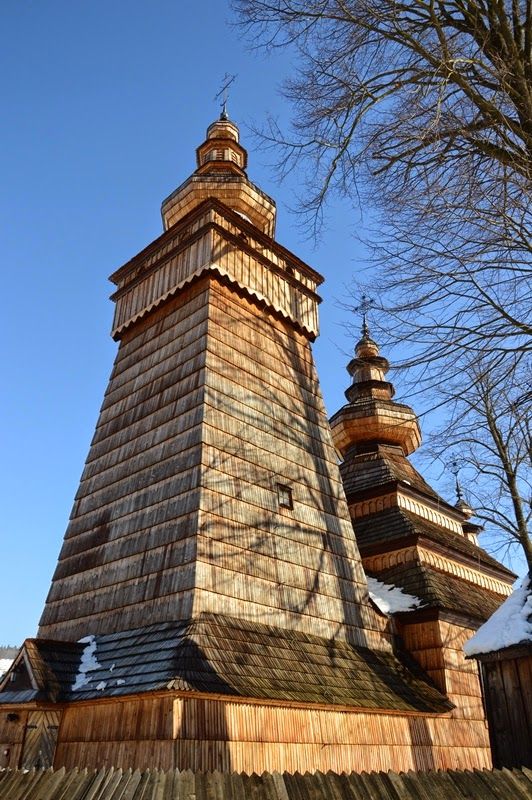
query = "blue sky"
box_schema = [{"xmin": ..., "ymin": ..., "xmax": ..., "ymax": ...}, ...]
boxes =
[{"xmin": 0, "ymin": 2, "xmax": 520, "ymax": 645}]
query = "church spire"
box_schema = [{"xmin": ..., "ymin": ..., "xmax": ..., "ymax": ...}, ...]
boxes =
[
  {"xmin": 356, "ymin": 293, "xmax": 373, "ymax": 342},
  {"xmin": 161, "ymin": 114, "xmax": 276, "ymax": 236},
  {"xmin": 452, "ymin": 464, "xmax": 475, "ymax": 519},
  {"xmin": 329, "ymin": 323, "xmax": 421, "ymax": 457}
]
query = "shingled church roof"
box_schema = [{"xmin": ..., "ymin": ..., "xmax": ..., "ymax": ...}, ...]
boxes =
[
  {"xmin": 340, "ymin": 444, "xmax": 442, "ymax": 501},
  {"xmin": 354, "ymin": 507, "xmax": 514, "ymax": 576},
  {"xmin": 369, "ymin": 563, "xmax": 505, "ymax": 621},
  {"xmin": 0, "ymin": 613, "xmax": 451, "ymax": 713}
]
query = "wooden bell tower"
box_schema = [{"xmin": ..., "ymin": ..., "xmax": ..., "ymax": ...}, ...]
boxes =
[{"xmin": 37, "ymin": 115, "xmax": 385, "ymax": 648}]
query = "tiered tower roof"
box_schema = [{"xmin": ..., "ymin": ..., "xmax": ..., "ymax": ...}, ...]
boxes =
[
  {"xmin": 330, "ymin": 324, "xmax": 515, "ymax": 623},
  {"xmin": 330, "ymin": 324, "xmax": 421, "ymax": 458}
]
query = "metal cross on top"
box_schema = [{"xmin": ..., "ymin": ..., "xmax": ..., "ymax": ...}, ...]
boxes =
[
  {"xmin": 214, "ymin": 73, "xmax": 237, "ymax": 120},
  {"xmin": 354, "ymin": 294, "xmax": 374, "ymax": 337},
  {"xmin": 450, "ymin": 458, "xmax": 465, "ymax": 501}
]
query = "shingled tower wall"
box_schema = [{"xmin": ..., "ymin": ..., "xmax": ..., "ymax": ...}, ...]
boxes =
[{"xmin": 37, "ymin": 117, "xmax": 385, "ymax": 648}]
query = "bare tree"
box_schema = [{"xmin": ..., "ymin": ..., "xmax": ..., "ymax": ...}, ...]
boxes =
[
  {"xmin": 426, "ymin": 354, "xmax": 532, "ymax": 568},
  {"xmin": 233, "ymin": 0, "xmax": 531, "ymax": 347},
  {"xmin": 234, "ymin": 0, "xmax": 531, "ymax": 564},
  {"xmin": 360, "ymin": 166, "xmax": 530, "ymax": 380},
  {"xmin": 234, "ymin": 1, "xmax": 532, "ymax": 185}
]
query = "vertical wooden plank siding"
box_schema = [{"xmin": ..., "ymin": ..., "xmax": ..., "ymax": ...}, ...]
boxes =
[
  {"xmin": 52, "ymin": 694, "xmax": 492, "ymax": 773},
  {"xmin": 482, "ymin": 655, "xmax": 532, "ymax": 768},
  {"xmin": 0, "ymin": 709, "xmax": 28, "ymax": 769}
]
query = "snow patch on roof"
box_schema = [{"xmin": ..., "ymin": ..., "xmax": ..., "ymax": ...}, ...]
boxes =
[
  {"xmin": 0, "ymin": 659, "xmax": 13, "ymax": 678},
  {"xmin": 464, "ymin": 574, "xmax": 532, "ymax": 656},
  {"xmin": 72, "ymin": 635, "xmax": 102, "ymax": 691},
  {"xmin": 367, "ymin": 576, "xmax": 423, "ymax": 614}
]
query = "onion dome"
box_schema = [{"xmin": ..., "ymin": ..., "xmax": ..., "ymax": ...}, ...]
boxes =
[
  {"xmin": 330, "ymin": 322, "xmax": 421, "ymax": 457},
  {"xmin": 195, "ymin": 116, "xmax": 247, "ymax": 174},
  {"xmin": 161, "ymin": 113, "xmax": 276, "ymax": 236}
]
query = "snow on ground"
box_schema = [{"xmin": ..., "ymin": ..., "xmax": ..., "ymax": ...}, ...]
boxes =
[
  {"xmin": 366, "ymin": 576, "xmax": 423, "ymax": 614},
  {"xmin": 464, "ymin": 574, "xmax": 532, "ymax": 657},
  {"xmin": 0, "ymin": 659, "xmax": 13, "ymax": 678},
  {"xmin": 72, "ymin": 635, "xmax": 102, "ymax": 691}
]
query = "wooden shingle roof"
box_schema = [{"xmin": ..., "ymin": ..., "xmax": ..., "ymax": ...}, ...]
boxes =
[
  {"xmin": 0, "ymin": 767, "xmax": 531, "ymax": 800},
  {"xmin": 340, "ymin": 445, "xmax": 442, "ymax": 501},
  {"xmin": 355, "ymin": 507, "xmax": 514, "ymax": 576},
  {"xmin": 0, "ymin": 613, "xmax": 451, "ymax": 713},
  {"xmin": 371, "ymin": 563, "xmax": 506, "ymax": 621}
]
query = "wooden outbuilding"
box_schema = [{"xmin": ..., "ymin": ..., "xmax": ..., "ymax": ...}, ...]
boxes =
[{"xmin": 464, "ymin": 574, "xmax": 532, "ymax": 768}]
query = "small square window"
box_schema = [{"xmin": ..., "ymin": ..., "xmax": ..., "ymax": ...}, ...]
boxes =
[{"xmin": 277, "ymin": 484, "xmax": 293, "ymax": 510}]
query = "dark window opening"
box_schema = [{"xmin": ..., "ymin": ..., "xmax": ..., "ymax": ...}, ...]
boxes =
[{"xmin": 277, "ymin": 484, "xmax": 293, "ymax": 509}]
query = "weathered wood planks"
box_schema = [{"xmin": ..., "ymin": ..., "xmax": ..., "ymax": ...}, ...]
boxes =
[
  {"xmin": 111, "ymin": 203, "xmax": 321, "ymax": 340},
  {"xmin": 480, "ymin": 652, "xmax": 532, "ymax": 768},
  {"xmin": 48, "ymin": 693, "xmax": 493, "ymax": 773},
  {"xmin": 400, "ymin": 619, "xmax": 487, "ymax": 721},
  {"xmin": 1, "ymin": 766, "xmax": 531, "ymax": 800}
]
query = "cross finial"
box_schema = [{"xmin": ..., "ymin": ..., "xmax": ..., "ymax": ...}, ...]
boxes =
[
  {"xmin": 450, "ymin": 459, "xmax": 463, "ymax": 501},
  {"xmin": 450, "ymin": 457, "xmax": 474, "ymax": 516},
  {"xmin": 355, "ymin": 294, "xmax": 374, "ymax": 337},
  {"xmin": 214, "ymin": 73, "xmax": 237, "ymax": 120}
]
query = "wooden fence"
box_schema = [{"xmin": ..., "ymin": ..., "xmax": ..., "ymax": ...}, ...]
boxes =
[{"xmin": 0, "ymin": 766, "xmax": 531, "ymax": 800}]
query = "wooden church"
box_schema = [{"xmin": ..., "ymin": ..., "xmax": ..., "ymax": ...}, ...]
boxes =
[{"xmin": 0, "ymin": 114, "xmax": 516, "ymax": 774}]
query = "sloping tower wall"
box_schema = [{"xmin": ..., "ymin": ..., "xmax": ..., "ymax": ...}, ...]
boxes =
[{"xmin": 38, "ymin": 200, "xmax": 384, "ymax": 648}]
